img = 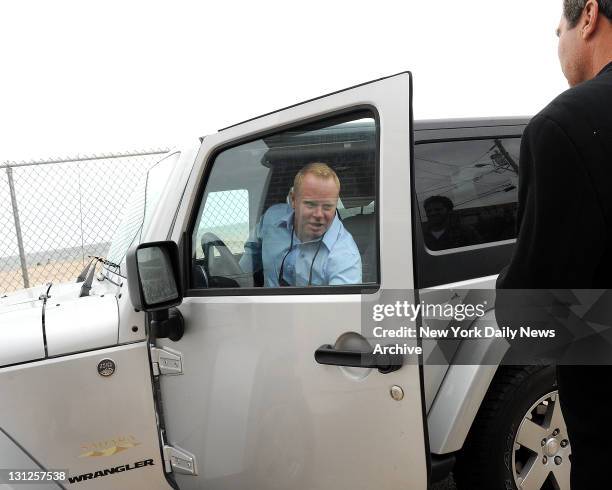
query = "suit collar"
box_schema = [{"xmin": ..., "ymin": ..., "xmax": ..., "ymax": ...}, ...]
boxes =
[{"xmin": 596, "ymin": 60, "xmax": 612, "ymax": 77}]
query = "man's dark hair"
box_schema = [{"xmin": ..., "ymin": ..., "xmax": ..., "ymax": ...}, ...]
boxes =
[
  {"xmin": 424, "ymin": 195, "xmax": 454, "ymax": 211},
  {"xmin": 564, "ymin": 0, "xmax": 612, "ymax": 28}
]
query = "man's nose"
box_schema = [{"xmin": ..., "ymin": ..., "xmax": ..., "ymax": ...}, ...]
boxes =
[{"xmin": 312, "ymin": 206, "xmax": 324, "ymax": 219}]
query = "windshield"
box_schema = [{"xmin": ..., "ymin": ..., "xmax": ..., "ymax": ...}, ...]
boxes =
[{"xmin": 106, "ymin": 152, "xmax": 180, "ymax": 268}]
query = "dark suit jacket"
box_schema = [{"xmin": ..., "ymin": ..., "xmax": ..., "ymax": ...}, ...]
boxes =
[{"xmin": 497, "ymin": 62, "xmax": 612, "ymax": 289}]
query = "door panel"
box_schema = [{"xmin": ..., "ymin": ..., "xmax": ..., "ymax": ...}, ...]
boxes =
[
  {"xmin": 161, "ymin": 297, "xmax": 424, "ymax": 489},
  {"xmin": 159, "ymin": 72, "xmax": 427, "ymax": 489}
]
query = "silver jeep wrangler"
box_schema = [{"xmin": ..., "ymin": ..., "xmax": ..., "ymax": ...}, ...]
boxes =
[{"xmin": 0, "ymin": 72, "xmax": 568, "ymax": 490}]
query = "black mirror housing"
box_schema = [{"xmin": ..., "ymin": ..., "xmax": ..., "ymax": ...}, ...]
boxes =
[{"xmin": 126, "ymin": 241, "xmax": 183, "ymax": 312}]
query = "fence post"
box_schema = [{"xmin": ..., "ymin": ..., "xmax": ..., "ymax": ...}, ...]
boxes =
[{"xmin": 6, "ymin": 166, "xmax": 29, "ymax": 288}]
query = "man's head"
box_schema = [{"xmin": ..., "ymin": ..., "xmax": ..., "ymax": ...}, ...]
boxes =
[
  {"xmin": 424, "ymin": 195, "xmax": 453, "ymax": 230},
  {"xmin": 557, "ymin": 0, "xmax": 612, "ymax": 86},
  {"xmin": 290, "ymin": 162, "xmax": 340, "ymax": 241}
]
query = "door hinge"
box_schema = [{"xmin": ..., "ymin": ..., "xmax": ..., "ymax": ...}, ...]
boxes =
[
  {"xmin": 151, "ymin": 346, "xmax": 183, "ymax": 376},
  {"xmin": 163, "ymin": 445, "xmax": 197, "ymax": 475}
]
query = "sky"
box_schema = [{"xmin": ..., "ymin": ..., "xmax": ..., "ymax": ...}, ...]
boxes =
[{"xmin": 0, "ymin": 0, "xmax": 569, "ymax": 162}]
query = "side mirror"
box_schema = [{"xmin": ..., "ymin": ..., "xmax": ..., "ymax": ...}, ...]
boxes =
[{"xmin": 126, "ymin": 241, "xmax": 183, "ymax": 312}]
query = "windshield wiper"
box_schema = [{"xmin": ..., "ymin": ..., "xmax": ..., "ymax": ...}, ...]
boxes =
[{"xmin": 79, "ymin": 256, "xmax": 121, "ymax": 297}]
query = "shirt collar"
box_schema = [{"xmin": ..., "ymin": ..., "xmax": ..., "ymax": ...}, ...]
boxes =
[
  {"xmin": 321, "ymin": 214, "xmax": 342, "ymax": 250},
  {"xmin": 275, "ymin": 204, "xmax": 294, "ymax": 227}
]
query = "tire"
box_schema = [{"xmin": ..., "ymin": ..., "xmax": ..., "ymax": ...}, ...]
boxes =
[{"xmin": 454, "ymin": 365, "xmax": 571, "ymax": 490}]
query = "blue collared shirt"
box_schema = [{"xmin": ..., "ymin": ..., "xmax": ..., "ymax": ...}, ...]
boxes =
[{"xmin": 239, "ymin": 204, "xmax": 362, "ymax": 287}]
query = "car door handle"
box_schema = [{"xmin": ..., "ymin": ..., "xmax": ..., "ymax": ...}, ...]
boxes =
[{"xmin": 314, "ymin": 344, "xmax": 402, "ymax": 374}]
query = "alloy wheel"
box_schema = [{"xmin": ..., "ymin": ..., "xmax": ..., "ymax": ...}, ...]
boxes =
[{"xmin": 513, "ymin": 390, "xmax": 571, "ymax": 490}]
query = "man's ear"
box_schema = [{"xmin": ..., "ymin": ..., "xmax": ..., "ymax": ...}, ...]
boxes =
[
  {"xmin": 582, "ymin": 0, "xmax": 600, "ymax": 39},
  {"xmin": 289, "ymin": 187, "xmax": 296, "ymax": 209}
]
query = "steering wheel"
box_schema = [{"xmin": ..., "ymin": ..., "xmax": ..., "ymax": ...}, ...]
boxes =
[{"xmin": 200, "ymin": 232, "xmax": 243, "ymax": 278}]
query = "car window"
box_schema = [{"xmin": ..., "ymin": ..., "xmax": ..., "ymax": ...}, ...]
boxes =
[
  {"xmin": 189, "ymin": 111, "xmax": 378, "ymax": 291},
  {"xmin": 414, "ymin": 138, "xmax": 520, "ymax": 252}
]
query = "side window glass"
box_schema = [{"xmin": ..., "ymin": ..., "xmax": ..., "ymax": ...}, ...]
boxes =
[
  {"xmin": 190, "ymin": 111, "xmax": 377, "ymax": 290},
  {"xmin": 414, "ymin": 138, "xmax": 520, "ymax": 251},
  {"xmin": 195, "ymin": 189, "xmax": 250, "ymax": 277}
]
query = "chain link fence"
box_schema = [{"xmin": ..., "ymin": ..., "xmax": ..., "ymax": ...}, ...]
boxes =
[
  {"xmin": 1, "ymin": 149, "xmax": 170, "ymax": 295},
  {"xmin": 198, "ymin": 189, "xmax": 250, "ymax": 255}
]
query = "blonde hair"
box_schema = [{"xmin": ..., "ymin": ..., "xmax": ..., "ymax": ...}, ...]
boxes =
[{"xmin": 293, "ymin": 162, "xmax": 340, "ymax": 195}]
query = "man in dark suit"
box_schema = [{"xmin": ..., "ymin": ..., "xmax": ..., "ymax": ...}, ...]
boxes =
[{"xmin": 497, "ymin": 0, "xmax": 612, "ymax": 486}]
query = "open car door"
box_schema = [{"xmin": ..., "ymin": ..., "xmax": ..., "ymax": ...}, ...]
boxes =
[{"xmin": 157, "ymin": 72, "xmax": 429, "ymax": 489}]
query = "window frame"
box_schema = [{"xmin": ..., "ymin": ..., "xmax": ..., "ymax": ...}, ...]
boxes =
[{"xmin": 182, "ymin": 106, "xmax": 381, "ymax": 297}]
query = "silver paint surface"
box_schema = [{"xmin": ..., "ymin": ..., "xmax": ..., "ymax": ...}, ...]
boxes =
[
  {"xmin": 0, "ymin": 343, "xmax": 171, "ymax": 489},
  {"xmin": 0, "ymin": 301, "xmax": 45, "ymax": 367},
  {"xmin": 45, "ymin": 295, "xmax": 119, "ymax": 356}
]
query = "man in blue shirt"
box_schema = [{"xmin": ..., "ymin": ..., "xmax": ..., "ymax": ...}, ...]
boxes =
[{"xmin": 240, "ymin": 162, "xmax": 362, "ymax": 287}]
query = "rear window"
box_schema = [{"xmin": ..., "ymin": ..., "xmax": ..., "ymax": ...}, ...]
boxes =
[{"xmin": 414, "ymin": 138, "xmax": 520, "ymax": 252}]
